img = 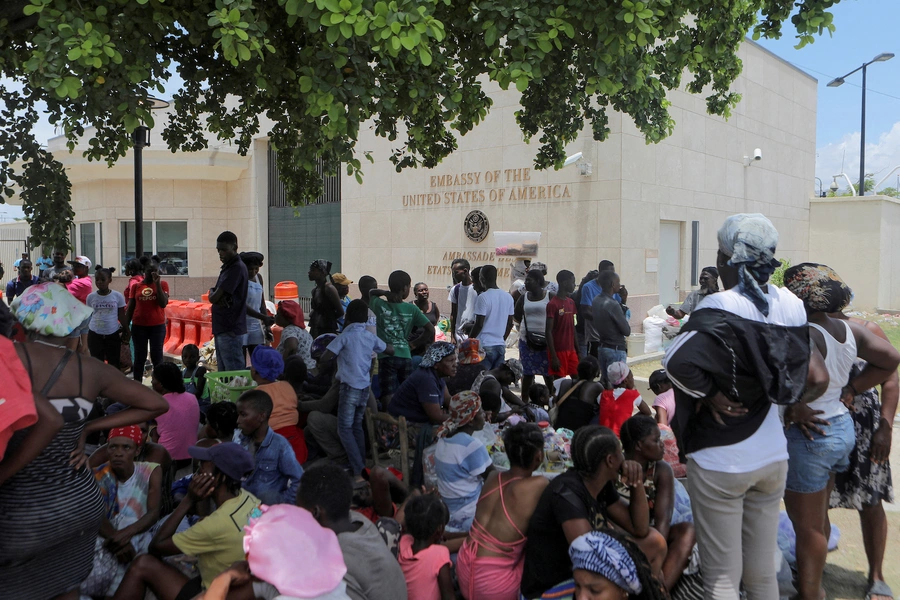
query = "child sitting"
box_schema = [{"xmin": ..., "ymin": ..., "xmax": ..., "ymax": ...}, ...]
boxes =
[
  {"xmin": 598, "ymin": 362, "xmax": 652, "ymax": 436},
  {"xmin": 398, "ymin": 494, "xmax": 455, "ymax": 600},
  {"xmin": 318, "ymin": 299, "xmax": 393, "ymax": 478},
  {"xmin": 234, "ymin": 390, "xmax": 305, "ymax": 505},
  {"xmin": 648, "ymin": 369, "xmax": 686, "ymax": 478},
  {"xmin": 433, "ymin": 391, "xmax": 492, "ymax": 532},
  {"xmin": 524, "ymin": 383, "xmax": 552, "ymax": 423},
  {"xmin": 181, "ymin": 344, "xmax": 210, "ymax": 413}
]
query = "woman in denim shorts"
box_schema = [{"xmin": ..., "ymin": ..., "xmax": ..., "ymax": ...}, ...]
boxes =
[{"xmin": 784, "ymin": 264, "xmax": 900, "ymax": 600}]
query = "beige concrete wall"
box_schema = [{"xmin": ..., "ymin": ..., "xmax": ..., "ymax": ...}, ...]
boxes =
[
  {"xmin": 341, "ymin": 39, "xmax": 817, "ymax": 325},
  {"xmin": 809, "ymin": 195, "xmax": 900, "ymax": 311},
  {"xmin": 57, "ymin": 126, "xmax": 261, "ymax": 299}
]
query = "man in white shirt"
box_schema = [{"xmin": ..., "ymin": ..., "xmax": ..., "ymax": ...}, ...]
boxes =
[
  {"xmin": 469, "ymin": 265, "xmax": 514, "ymax": 370},
  {"xmin": 448, "ymin": 258, "xmax": 478, "ymax": 343},
  {"xmin": 663, "ymin": 213, "xmax": 829, "ymax": 600}
]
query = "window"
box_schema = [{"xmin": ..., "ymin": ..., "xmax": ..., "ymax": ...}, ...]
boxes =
[
  {"xmin": 77, "ymin": 222, "xmax": 102, "ymax": 267},
  {"xmin": 120, "ymin": 221, "xmax": 188, "ymax": 275}
]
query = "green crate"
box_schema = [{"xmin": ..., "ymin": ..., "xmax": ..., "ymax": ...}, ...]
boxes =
[{"xmin": 205, "ymin": 370, "xmax": 256, "ymax": 403}]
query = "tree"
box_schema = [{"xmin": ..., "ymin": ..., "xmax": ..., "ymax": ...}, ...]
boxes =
[
  {"xmin": 878, "ymin": 187, "xmax": 900, "ymax": 198},
  {"xmin": 0, "ymin": 0, "xmax": 844, "ymax": 249}
]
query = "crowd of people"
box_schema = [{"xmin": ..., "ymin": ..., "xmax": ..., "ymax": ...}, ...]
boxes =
[{"xmin": 0, "ymin": 214, "xmax": 897, "ymax": 600}]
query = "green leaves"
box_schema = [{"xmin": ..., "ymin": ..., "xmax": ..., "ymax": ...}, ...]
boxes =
[{"xmin": 0, "ymin": 0, "xmax": 845, "ymax": 226}]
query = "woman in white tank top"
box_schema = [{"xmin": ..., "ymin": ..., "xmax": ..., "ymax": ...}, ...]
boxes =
[
  {"xmin": 513, "ymin": 269, "xmax": 552, "ymax": 403},
  {"xmin": 784, "ymin": 263, "xmax": 900, "ymax": 600}
]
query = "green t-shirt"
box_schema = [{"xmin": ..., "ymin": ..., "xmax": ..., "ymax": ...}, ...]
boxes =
[
  {"xmin": 370, "ymin": 296, "xmax": 430, "ymax": 359},
  {"xmin": 172, "ymin": 489, "xmax": 261, "ymax": 589}
]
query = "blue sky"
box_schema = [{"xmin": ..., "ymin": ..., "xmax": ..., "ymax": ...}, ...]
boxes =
[
  {"xmin": 754, "ymin": 0, "xmax": 900, "ymax": 191},
  {"xmin": 1, "ymin": 0, "xmax": 898, "ymax": 221}
]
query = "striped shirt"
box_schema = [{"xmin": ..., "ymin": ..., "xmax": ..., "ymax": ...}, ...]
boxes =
[{"xmin": 434, "ymin": 432, "xmax": 492, "ymax": 532}]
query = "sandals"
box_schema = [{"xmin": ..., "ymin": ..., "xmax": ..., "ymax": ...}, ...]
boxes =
[{"xmin": 866, "ymin": 580, "xmax": 894, "ymax": 600}]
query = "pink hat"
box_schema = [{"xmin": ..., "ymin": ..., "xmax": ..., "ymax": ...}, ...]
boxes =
[{"xmin": 243, "ymin": 504, "xmax": 347, "ymax": 597}]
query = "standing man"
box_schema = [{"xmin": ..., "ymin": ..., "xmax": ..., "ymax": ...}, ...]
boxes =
[
  {"xmin": 370, "ymin": 270, "xmax": 434, "ymax": 406},
  {"xmin": 41, "ymin": 247, "xmax": 72, "ymax": 281},
  {"xmin": 449, "ymin": 258, "xmax": 478, "ymax": 343},
  {"xmin": 12, "ymin": 253, "xmax": 27, "ymax": 272},
  {"xmin": 6, "ymin": 258, "xmax": 39, "ymax": 303},
  {"xmin": 469, "ymin": 265, "xmax": 514, "ymax": 370},
  {"xmin": 209, "ymin": 231, "xmax": 248, "ymax": 372},
  {"xmin": 592, "ymin": 270, "xmax": 630, "ymax": 382},
  {"xmin": 579, "ymin": 260, "xmax": 629, "ymax": 359},
  {"xmin": 308, "ymin": 259, "xmax": 344, "ymax": 338},
  {"xmin": 35, "ymin": 252, "xmax": 53, "ymax": 279}
]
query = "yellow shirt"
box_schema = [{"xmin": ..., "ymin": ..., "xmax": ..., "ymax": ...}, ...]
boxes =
[{"xmin": 172, "ymin": 489, "xmax": 261, "ymax": 589}]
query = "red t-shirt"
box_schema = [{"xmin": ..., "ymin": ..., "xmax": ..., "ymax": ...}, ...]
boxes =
[
  {"xmin": 131, "ymin": 281, "xmax": 169, "ymax": 326},
  {"xmin": 598, "ymin": 388, "xmax": 643, "ymax": 437},
  {"xmin": 546, "ymin": 295, "xmax": 576, "ymax": 351}
]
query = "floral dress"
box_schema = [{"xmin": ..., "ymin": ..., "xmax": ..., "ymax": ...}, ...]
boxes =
[{"xmin": 830, "ymin": 360, "xmax": 894, "ymax": 510}]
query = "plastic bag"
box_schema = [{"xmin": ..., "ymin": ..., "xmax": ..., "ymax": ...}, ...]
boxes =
[{"xmin": 643, "ymin": 316, "xmax": 666, "ymax": 353}]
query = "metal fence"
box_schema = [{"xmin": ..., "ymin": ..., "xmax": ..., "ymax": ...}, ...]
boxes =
[{"xmin": 267, "ymin": 147, "xmax": 341, "ymax": 207}]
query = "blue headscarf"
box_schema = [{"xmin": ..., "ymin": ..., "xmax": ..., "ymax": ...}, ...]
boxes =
[
  {"xmin": 251, "ymin": 346, "xmax": 284, "ymax": 382},
  {"xmin": 569, "ymin": 531, "xmax": 642, "ymax": 595},
  {"xmin": 717, "ymin": 213, "xmax": 781, "ymax": 316}
]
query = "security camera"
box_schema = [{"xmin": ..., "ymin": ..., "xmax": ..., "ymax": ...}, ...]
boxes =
[
  {"xmin": 753, "ymin": 148, "xmax": 762, "ymax": 161},
  {"xmin": 829, "ymin": 179, "xmax": 839, "ymax": 192},
  {"xmin": 563, "ymin": 152, "xmax": 583, "ymax": 167}
]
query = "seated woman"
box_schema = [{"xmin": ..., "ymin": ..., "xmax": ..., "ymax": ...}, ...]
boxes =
[
  {"xmin": 434, "ymin": 391, "xmax": 493, "ymax": 533},
  {"xmin": 82, "ymin": 425, "xmax": 162, "ymax": 598},
  {"xmin": 275, "ymin": 300, "xmax": 315, "ymax": 370},
  {"xmin": 521, "ymin": 425, "xmax": 666, "ymax": 599},
  {"xmin": 250, "ymin": 345, "xmax": 307, "ymax": 464},
  {"xmin": 619, "ymin": 415, "xmax": 695, "ymax": 592},
  {"xmin": 457, "ymin": 423, "xmax": 549, "ymax": 600},
  {"xmin": 647, "ymin": 370, "xmax": 686, "ymax": 478},
  {"xmin": 553, "ymin": 357, "xmax": 604, "ymax": 432},
  {"xmin": 541, "ymin": 529, "xmax": 668, "ymax": 600}
]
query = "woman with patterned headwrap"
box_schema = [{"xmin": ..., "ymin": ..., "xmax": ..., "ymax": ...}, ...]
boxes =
[
  {"xmin": 783, "ymin": 263, "xmax": 900, "ymax": 600},
  {"xmin": 552, "ymin": 530, "xmax": 668, "ymax": 600},
  {"xmin": 828, "ymin": 295, "xmax": 899, "ymax": 600},
  {"xmin": 662, "ymin": 214, "xmax": 829, "ymax": 600},
  {"xmin": 433, "ymin": 391, "xmax": 492, "ymax": 532}
]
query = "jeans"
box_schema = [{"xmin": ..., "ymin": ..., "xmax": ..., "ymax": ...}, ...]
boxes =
[
  {"xmin": 597, "ymin": 347, "xmax": 627, "ymax": 383},
  {"xmin": 338, "ymin": 383, "xmax": 370, "ymax": 475},
  {"xmin": 215, "ymin": 331, "xmax": 246, "ymax": 372},
  {"xmin": 482, "ymin": 344, "xmax": 506, "ymax": 370},
  {"xmin": 88, "ymin": 330, "xmax": 122, "ymax": 368},
  {"xmin": 131, "ymin": 323, "xmax": 166, "ymax": 381},
  {"xmin": 687, "ymin": 458, "xmax": 788, "ymax": 600},
  {"xmin": 786, "ymin": 411, "xmax": 855, "ymax": 493}
]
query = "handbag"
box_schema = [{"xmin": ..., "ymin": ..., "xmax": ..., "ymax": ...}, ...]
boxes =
[
  {"xmin": 522, "ymin": 305, "xmax": 547, "ymax": 352},
  {"xmin": 548, "ymin": 380, "xmax": 584, "ymax": 427}
]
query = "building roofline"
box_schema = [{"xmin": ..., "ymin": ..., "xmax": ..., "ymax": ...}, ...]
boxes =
[{"xmin": 744, "ymin": 37, "xmax": 818, "ymax": 83}]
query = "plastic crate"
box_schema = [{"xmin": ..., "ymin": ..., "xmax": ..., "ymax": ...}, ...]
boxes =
[{"xmin": 205, "ymin": 370, "xmax": 256, "ymax": 403}]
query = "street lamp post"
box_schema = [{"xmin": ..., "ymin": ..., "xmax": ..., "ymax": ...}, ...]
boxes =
[
  {"xmin": 827, "ymin": 52, "xmax": 894, "ymax": 196},
  {"xmin": 133, "ymin": 97, "xmax": 170, "ymax": 258}
]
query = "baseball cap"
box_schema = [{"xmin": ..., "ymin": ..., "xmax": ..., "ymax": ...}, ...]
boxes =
[
  {"xmin": 331, "ymin": 273, "xmax": 353, "ymax": 286},
  {"xmin": 188, "ymin": 442, "xmax": 254, "ymax": 481},
  {"xmin": 68, "ymin": 256, "xmax": 92, "ymax": 268}
]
